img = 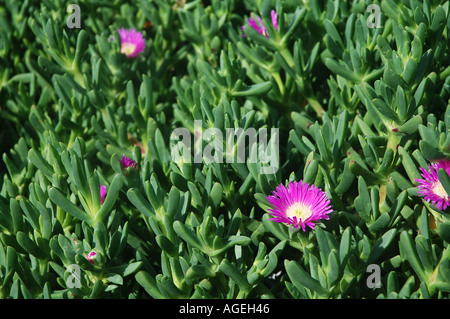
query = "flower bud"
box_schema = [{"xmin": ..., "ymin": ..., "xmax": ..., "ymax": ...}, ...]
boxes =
[{"xmin": 86, "ymin": 251, "xmax": 97, "ymax": 264}]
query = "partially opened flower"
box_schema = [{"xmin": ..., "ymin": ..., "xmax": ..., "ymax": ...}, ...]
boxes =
[
  {"xmin": 119, "ymin": 155, "xmax": 137, "ymax": 169},
  {"xmin": 86, "ymin": 251, "xmax": 97, "ymax": 264},
  {"xmin": 100, "ymin": 184, "xmax": 107, "ymax": 205},
  {"xmin": 415, "ymin": 160, "xmax": 450, "ymax": 211},
  {"xmin": 266, "ymin": 180, "xmax": 333, "ymax": 231},
  {"xmin": 241, "ymin": 10, "xmax": 278, "ymax": 37},
  {"xmin": 117, "ymin": 28, "xmax": 146, "ymax": 58}
]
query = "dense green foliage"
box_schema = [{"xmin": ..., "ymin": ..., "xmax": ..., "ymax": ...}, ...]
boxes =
[{"xmin": 0, "ymin": 0, "xmax": 449, "ymax": 299}]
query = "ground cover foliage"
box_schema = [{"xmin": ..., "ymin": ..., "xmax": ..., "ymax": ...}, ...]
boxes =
[{"xmin": 0, "ymin": 0, "xmax": 449, "ymax": 299}]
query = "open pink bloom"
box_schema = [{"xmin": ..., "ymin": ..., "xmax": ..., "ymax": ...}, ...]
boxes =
[
  {"xmin": 241, "ymin": 10, "xmax": 278, "ymax": 37},
  {"xmin": 117, "ymin": 28, "xmax": 146, "ymax": 58},
  {"xmin": 118, "ymin": 155, "xmax": 137, "ymax": 169},
  {"xmin": 266, "ymin": 180, "xmax": 333, "ymax": 231},
  {"xmin": 100, "ymin": 184, "xmax": 107, "ymax": 205},
  {"xmin": 415, "ymin": 160, "xmax": 450, "ymax": 211}
]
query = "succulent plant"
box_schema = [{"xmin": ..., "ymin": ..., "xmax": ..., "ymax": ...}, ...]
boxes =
[{"xmin": 0, "ymin": 0, "xmax": 449, "ymax": 301}]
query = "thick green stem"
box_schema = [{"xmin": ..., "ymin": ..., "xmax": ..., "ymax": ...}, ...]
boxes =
[
  {"xmin": 386, "ymin": 132, "xmax": 402, "ymax": 152},
  {"xmin": 236, "ymin": 289, "xmax": 250, "ymax": 299},
  {"xmin": 39, "ymin": 259, "xmax": 49, "ymax": 278},
  {"xmin": 306, "ymin": 96, "xmax": 324, "ymax": 118},
  {"xmin": 272, "ymin": 72, "xmax": 285, "ymax": 95},
  {"xmin": 279, "ymin": 47, "xmax": 295, "ymax": 69}
]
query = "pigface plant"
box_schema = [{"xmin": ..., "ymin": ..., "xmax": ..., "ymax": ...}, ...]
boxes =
[{"xmin": 0, "ymin": 0, "xmax": 449, "ymax": 301}]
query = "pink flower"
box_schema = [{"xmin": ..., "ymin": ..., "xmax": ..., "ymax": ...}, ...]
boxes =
[
  {"xmin": 241, "ymin": 10, "xmax": 278, "ymax": 37},
  {"xmin": 117, "ymin": 28, "xmax": 146, "ymax": 58},
  {"xmin": 415, "ymin": 160, "xmax": 450, "ymax": 211},
  {"xmin": 100, "ymin": 184, "xmax": 107, "ymax": 205},
  {"xmin": 86, "ymin": 251, "xmax": 97, "ymax": 264},
  {"xmin": 118, "ymin": 155, "xmax": 137, "ymax": 169},
  {"xmin": 266, "ymin": 180, "xmax": 333, "ymax": 231}
]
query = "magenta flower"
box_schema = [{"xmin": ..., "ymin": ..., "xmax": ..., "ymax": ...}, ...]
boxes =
[
  {"xmin": 415, "ymin": 160, "xmax": 450, "ymax": 211},
  {"xmin": 118, "ymin": 155, "xmax": 137, "ymax": 169},
  {"xmin": 89, "ymin": 184, "xmax": 107, "ymax": 205},
  {"xmin": 100, "ymin": 184, "xmax": 107, "ymax": 205},
  {"xmin": 266, "ymin": 180, "xmax": 333, "ymax": 231},
  {"xmin": 86, "ymin": 251, "xmax": 97, "ymax": 264},
  {"xmin": 241, "ymin": 10, "xmax": 278, "ymax": 37},
  {"xmin": 117, "ymin": 28, "xmax": 146, "ymax": 58}
]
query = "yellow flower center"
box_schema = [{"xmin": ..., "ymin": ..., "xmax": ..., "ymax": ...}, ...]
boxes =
[
  {"xmin": 121, "ymin": 42, "xmax": 137, "ymax": 57},
  {"xmin": 432, "ymin": 181, "xmax": 449, "ymax": 199},
  {"xmin": 286, "ymin": 202, "xmax": 313, "ymax": 222}
]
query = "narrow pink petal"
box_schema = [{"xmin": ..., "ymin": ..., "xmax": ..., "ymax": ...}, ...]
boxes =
[
  {"xmin": 100, "ymin": 185, "xmax": 107, "ymax": 205},
  {"xmin": 271, "ymin": 10, "xmax": 278, "ymax": 30},
  {"xmin": 247, "ymin": 17, "xmax": 264, "ymax": 35}
]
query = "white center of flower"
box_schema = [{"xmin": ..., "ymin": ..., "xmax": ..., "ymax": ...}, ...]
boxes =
[
  {"xmin": 286, "ymin": 202, "xmax": 313, "ymax": 222},
  {"xmin": 432, "ymin": 182, "xmax": 449, "ymax": 199},
  {"xmin": 121, "ymin": 42, "xmax": 137, "ymax": 56}
]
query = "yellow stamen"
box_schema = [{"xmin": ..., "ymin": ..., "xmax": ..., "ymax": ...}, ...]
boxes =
[
  {"xmin": 432, "ymin": 182, "xmax": 449, "ymax": 199},
  {"xmin": 286, "ymin": 202, "xmax": 313, "ymax": 222},
  {"xmin": 121, "ymin": 42, "xmax": 137, "ymax": 57}
]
